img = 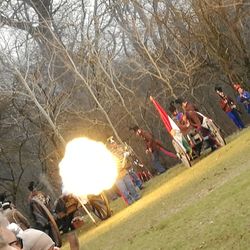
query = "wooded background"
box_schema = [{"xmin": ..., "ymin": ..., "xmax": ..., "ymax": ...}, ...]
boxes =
[{"xmin": 0, "ymin": 0, "xmax": 249, "ymax": 215}]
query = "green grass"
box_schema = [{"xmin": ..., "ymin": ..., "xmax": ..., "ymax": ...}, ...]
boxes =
[{"xmin": 62, "ymin": 127, "xmax": 250, "ymax": 250}]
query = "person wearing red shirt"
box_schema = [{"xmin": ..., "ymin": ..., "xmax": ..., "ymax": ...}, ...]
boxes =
[
  {"xmin": 215, "ymin": 87, "xmax": 244, "ymax": 129},
  {"xmin": 130, "ymin": 126, "xmax": 166, "ymax": 175}
]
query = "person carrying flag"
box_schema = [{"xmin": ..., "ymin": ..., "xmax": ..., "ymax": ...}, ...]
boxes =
[{"xmin": 168, "ymin": 103, "xmax": 193, "ymax": 155}]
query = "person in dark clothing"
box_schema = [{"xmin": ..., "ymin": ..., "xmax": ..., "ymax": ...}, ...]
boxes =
[
  {"xmin": 27, "ymin": 181, "xmax": 51, "ymax": 233},
  {"xmin": 0, "ymin": 192, "xmax": 8, "ymax": 205},
  {"xmin": 54, "ymin": 194, "xmax": 79, "ymax": 234},
  {"xmin": 215, "ymin": 87, "xmax": 244, "ymax": 129},
  {"xmin": 130, "ymin": 126, "xmax": 166, "ymax": 175},
  {"xmin": 54, "ymin": 194, "xmax": 80, "ymax": 250}
]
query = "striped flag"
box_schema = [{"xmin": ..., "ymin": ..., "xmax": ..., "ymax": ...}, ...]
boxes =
[
  {"xmin": 149, "ymin": 96, "xmax": 179, "ymax": 158},
  {"xmin": 150, "ymin": 96, "xmax": 180, "ymax": 135}
]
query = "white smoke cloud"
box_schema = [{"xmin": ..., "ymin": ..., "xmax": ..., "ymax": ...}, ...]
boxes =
[{"xmin": 59, "ymin": 137, "xmax": 118, "ymax": 196}]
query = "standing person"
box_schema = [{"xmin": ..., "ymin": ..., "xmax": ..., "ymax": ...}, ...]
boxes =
[
  {"xmin": 27, "ymin": 182, "xmax": 52, "ymax": 233},
  {"xmin": 28, "ymin": 182, "xmax": 50, "ymax": 208},
  {"xmin": 168, "ymin": 104, "xmax": 193, "ymax": 155},
  {"xmin": 130, "ymin": 126, "xmax": 167, "ymax": 175},
  {"xmin": 1, "ymin": 202, "xmax": 30, "ymax": 231},
  {"xmin": 54, "ymin": 194, "xmax": 80, "ymax": 250},
  {"xmin": 175, "ymin": 98, "xmax": 199, "ymax": 113},
  {"xmin": 215, "ymin": 87, "xmax": 245, "ymax": 129},
  {"xmin": 170, "ymin": 101, "xmax": 218, "ymax": 153},
  {"xmin": 0, "ymin": 192, "xmax": 30, "ymax": 231},
  {"xmin": 123, "ymin": 145, "xmax": 144, "ymax": 190},
  {"xmin": 127, "ymin": 168, "xmax": 143, "ymax": 190},
  {"xmin": 234, "ymin": 83, "xmax": 250, "ymax": 114},
  {"xmin": 175, "ymin": 98, "xmax": 203, "ymax": 128},
  {"xmin": 106, "ymin": 137, "xmax": 140, "ymax": 205}
]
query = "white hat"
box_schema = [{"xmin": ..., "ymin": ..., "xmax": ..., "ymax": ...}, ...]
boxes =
[{"xmin": 17, "ymin": 228, "xmax": 55, "ymax": 250}]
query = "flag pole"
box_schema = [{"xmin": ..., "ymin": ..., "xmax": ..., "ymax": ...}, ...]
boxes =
[{"xmin": 76, "ymin": 196, "xmax": 97, "ymax": 225}]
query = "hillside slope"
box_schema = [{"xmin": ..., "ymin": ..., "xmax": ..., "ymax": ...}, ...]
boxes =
[{"xmin": 62, "ymin": 127, "xmax": 250, "ymax": 250}]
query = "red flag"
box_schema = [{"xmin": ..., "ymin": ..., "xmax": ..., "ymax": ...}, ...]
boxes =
[
  {"xmin": 150, "ymin": 96, "xmax": 172, "ymax": 133},
  {"xmin": 150, "ymin": 96, "xmax": 177, "ymax": 159}
]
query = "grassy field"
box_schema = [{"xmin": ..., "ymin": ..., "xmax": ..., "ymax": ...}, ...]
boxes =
[{"xmin": 62, "ymin": 127, "xmax": 250, "ymax": 250}]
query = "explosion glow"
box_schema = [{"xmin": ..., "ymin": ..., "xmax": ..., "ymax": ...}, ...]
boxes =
[{"xmin": 59, "ymin": 137, "xmax": 118, "ymax": 196}]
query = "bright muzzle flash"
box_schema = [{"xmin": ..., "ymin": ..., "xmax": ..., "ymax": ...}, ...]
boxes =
[{"xmin": 59, "ymin": 137, "xmax": 118, "ymax": 196}]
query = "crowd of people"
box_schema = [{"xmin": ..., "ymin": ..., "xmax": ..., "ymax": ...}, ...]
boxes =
[
  {"xmin": 126, "ymin": 82, "xmax": 249, "ymax": 175},
  {"xmin": 0, "ymin": 213, "xmax": 60, "ymax": 250},
  {"xmin": 1, "ymin": 82, "xmax": 249, "ymax": 250},
  {"xmin": 0, "ymin": 183, "xmax": 81, "ymax": 250},
  {"xmin": 214, "ymin": 83, "xmax": 250, "ymax": 128},
  {"xmin": 0, "ymin": 187, "xmax": 61, "ymax": 250}
]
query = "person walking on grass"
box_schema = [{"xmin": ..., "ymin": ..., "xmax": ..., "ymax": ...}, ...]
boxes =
[{"xmin": 130, "ymin": 126, "xmax": 167, "ymax": 175}]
